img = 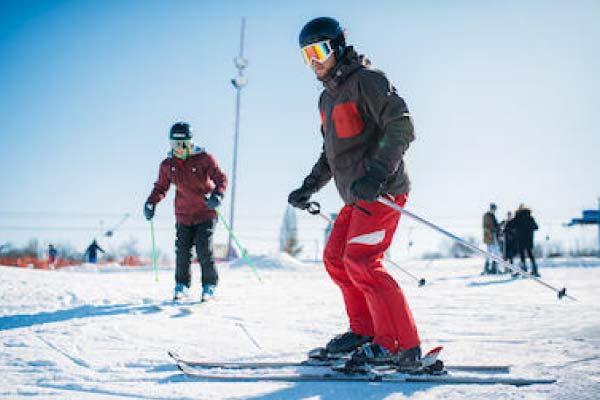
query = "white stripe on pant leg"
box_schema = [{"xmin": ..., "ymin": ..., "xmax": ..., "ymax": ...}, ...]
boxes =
[{"xmin": 347, "ymin": 230, "xmax": 386, "ymax": 246}]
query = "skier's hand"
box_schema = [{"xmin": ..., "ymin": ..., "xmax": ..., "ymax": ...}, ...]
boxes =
[
  {"xmin": 288, "ymin": 187, "xmax": 312, "ymax": 210},
  {"xmin": 206, "ymin": 191, "xmax": 224, "ymax": 209},
  {"xmin": 288, "ymin": 176, "xmax": 319, "ymax": 210},
  {"xmin": 351, "ymin": 160, "xmax": 388, "ymax": 202},
  {"xmin": 144, "ymin": 202, "xmax": 155, "ymax": 221}
]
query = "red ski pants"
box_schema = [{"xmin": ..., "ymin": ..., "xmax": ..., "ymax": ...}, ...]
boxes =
[{"xmin": 323, "ymin": 193, "xmax": 420, "ymax": 352}]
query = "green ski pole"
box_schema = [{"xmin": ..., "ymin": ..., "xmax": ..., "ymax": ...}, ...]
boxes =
[
  {"xmin": 215, "ymin": 209, "xmax": 262, "ymax": 282},
  {"xmin": 150, "ymin": 219, "xmax": 159, "ymax": 282}
]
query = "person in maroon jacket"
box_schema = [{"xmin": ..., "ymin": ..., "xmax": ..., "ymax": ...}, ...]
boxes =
[
  {"xmin": 144, "ymin": 122, "xmax": 227, "ymax": 301},
  {"xmin": 289, "ymin": 17, "xmax": 421, "ymax": 370}
]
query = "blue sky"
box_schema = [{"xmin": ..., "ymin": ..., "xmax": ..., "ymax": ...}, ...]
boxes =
[{"xmin": 1, "ymin": 0, "xmax": 599, "ymax": 258}]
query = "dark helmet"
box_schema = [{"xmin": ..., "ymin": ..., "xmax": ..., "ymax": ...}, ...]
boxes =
[
  {"xmin": 169, "ymin": 122, "xmax": 192, "ymax": 140},
  {"xmin": 299, "ymin": 17, "xmax": 346, "ymax": 57}
]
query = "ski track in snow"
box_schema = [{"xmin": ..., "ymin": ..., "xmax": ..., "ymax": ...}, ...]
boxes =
[{"xmin": 1, "ymin": 255, "xmax": 599, "ymax": 399}]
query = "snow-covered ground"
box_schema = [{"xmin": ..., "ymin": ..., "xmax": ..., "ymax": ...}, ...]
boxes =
[{"xmin": 1, "ymin": 255, "xmax": 599, "ymax": 399}]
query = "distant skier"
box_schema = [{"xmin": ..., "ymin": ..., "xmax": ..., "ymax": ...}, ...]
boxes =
[
  {"xmin": 48, "ymin": 244, "xmax": 57, "ymax": 270},
  {"xmin": 288, "ymin": 17, "xmax": 421, "ymax": 370},
  {"xmin": 513, "ymin": 204, "xmax": 539, "ymax": 277},
  {"xmin": 482, "ymin": 203, "xmax": 501, "ymax": 274},
  {"xmin": 144, "ymin": 122, "xmax": 227, "ymax": 301},
  {"xmin": 84, "ymin": 239, "xmax": 104, "ymax": 264},
  {"xmin": 500, "ymin": 211, "xmax": 517, "ymax": 267}
]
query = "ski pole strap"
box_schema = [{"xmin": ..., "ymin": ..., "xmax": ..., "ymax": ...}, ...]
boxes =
[
  {"xmin": 215, "ymin": 208, "xmax": 262, "ymax": 283},
  {"xmin": 376, "ymin": 197, "xmax": 575, "ymax": 301},
  {"xmin": 149, "ymin": 219, "xmax": 159, "ymax": 282},
  {"xmin": 352, "ymin": 203, "xmax": 372, "ymax": 216},
  {"xmin": 306, "ymin": 202, "xmax": 333, "ymax": 223},
  {"xmin": 306, "ymin": 201, "xmax": 321, "ymax": 215}
]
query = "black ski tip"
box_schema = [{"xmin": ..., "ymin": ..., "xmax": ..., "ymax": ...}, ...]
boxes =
[
  {"xmin": 418, "ymin": 278, "xmax": 426, "ymax": 287},
  {"xmin": 558, "ymin": 288, "xmax": 567, "ymax": 299}
]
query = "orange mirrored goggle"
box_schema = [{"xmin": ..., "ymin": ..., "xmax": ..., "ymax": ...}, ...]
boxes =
[{"xmin": 301, "ymin": 40, "xmax": 334, "ymax": 64}]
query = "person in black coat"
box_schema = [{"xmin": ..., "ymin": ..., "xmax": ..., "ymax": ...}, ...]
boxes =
[
  {"xmin": 500, "ymin": 211, "xmax": 517, "ymax": 268},
  {"xmin": 513, "ymin": 205, "xmax": 539, "ymax": 277},
  {"xmin": 84, "ymin": 239, "xmax": 105, "ymax": 264}
]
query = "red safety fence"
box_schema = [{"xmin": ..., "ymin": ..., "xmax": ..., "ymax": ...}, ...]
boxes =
[
  {"xmin": 0, "ymin": 256, "xmax": 147, "ymax": 270},
  {"xmin": 121, "ymin": 256, "xmax": 145, "ymax": 267}
]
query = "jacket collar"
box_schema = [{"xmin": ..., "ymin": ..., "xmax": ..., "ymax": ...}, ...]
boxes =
[
  {"xmin": 322, "ymin": 47, "xmax": 366, "ymax": 91},
  {"xmin": 168, "ymin": 145, "xmax": 204, "ymax": 159}
]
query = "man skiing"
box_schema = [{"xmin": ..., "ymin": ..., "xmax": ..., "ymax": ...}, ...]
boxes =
[
  {"xmin": 144, "ymin": 122, "xmax": 227, "ymax": 301},
  {"xmin": 288, "ymin": 17, "xmax": 421, "ymax": 370},
  {"xmin": 84, "ymin": 239, "xmax": 104, "ymax": 264}
]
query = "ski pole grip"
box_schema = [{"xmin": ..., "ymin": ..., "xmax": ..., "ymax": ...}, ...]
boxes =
[{"xmin": 307, "ymin": 201, "xmax": 321, "ymax": 215}]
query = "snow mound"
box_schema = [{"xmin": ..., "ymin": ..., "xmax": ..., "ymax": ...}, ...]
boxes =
[
  {"xmin": 57, "ymin": 263, "xmax": 124, "ymax": 273},
  {"xmin": 228, "ymin": 252, "xmax": 310, "ymax": 270}
]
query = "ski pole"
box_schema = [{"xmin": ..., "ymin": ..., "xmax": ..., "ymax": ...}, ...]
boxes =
[
  {"xmin": 215, "ymin": 208, "xmax": 262, "ymax": 282},
  {"xmin": 376, "ymin": 196, "xmax": 575, "ymax": 301},
  {"xmin": 149, "ymin": 219, "xmax": 159, "ymax": 282},
  {"xmin": 105, "ymin": 213, "xmax": 130, "ymax": 237},
  {"xmin": 306, "ymin": 202, "xmax": 426, "ymax": 287}
]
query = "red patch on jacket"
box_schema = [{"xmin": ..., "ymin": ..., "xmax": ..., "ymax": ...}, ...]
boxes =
[{"xmin": 332, "ymin": 102, "xmax": 364, "ymax": 138}]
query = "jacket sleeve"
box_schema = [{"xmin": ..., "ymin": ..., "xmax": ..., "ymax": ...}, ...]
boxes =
[
  {"xmin": 358, "ymin": 70, "xmax": 415, "ymax": 174},
  {"xmin": 305, "ymin": 97, "xmax": 333, "ymax": 191},
  {"xmin": 305, "ymin": 143, "xmax": 333, "ymax": 191},
  {"xmin": 531, "ymin": 217, "xmax": 539, "ymax": 231},
  {"xmin": 147, "ymin": 160, "xmax": 171, "ymax": 204},
  {"xmin": 206, "ymin": 153, "xmax": 227, "ymax": 194}
]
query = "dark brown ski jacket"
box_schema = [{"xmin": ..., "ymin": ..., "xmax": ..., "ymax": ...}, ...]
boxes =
[{"xmin": 304, "ymin": 47, "xmax": 415, "ymax": 205}]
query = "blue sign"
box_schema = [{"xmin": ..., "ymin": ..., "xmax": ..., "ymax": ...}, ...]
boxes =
[
  {"xmin": 582, "ymin": 210, "xmax": 600, "ymax": 221},
  {"xmin": 569, "ymin": 209, "xmax": 600, "ymax": 226}
]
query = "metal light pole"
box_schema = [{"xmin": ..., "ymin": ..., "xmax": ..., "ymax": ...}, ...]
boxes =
[{"xmin": 228, "ymin": 18, "xmax": 248, "ymax": 259}]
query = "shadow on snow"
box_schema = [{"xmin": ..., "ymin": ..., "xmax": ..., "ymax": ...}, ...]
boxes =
[
  {"xmin": 467, "ymin": 276, "xmax": 518, "ymax": 287},
  {"xmin": 0, "ymin": 303, "xmax": 160, "ymax": 331},
  {"xmin": 157, "ymin": 370, "xmax": 428, "ymax": 400}
]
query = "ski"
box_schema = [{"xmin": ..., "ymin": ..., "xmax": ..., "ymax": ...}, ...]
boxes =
[
  {"xmin": 167, "ymin": 350, "xmax": 510, "ymax": 374},
  {"xmin": 174, "ymin": 360, "xmax": 555, "ymax": 386},
  {"xmin": 149, "ymin": 300, "xmax": 203, "ymax": 314}
]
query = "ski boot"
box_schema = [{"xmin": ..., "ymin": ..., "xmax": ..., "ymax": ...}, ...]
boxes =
[
  {"xmin": 308, "ymin": 331, "xmax": 373, "ymax": 361},
  {"xmin": 337, "ymin": 344, "xmax": 423, "ymax": 374},
  {"xmin": 201, "ymin": 284, "xmax": 216, "ymax": 302},
  {"xmin": 173, "ymin": 283, "xmax": 188, "ymax": 301}
]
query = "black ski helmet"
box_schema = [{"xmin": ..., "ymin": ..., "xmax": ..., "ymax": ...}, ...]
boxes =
[
  {"xmin": 169, "ymin": 122, "xmax": 192, "ymax": 140},
  {"xmin": 299, "ymin": 17, "xmax": 346, "ymax": 58}
]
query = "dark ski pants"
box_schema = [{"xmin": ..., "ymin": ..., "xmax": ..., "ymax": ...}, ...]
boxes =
[
  {"xmin": 518, "ymin": 247, "xmax": 538, "ymax": 275},
  {"xmin": 175, "ymin": 219, "xmax": 218, "ymax": 288},
  {"xmin": 323, "ymin": 193, "xmax": 420, "ymax": 353}
]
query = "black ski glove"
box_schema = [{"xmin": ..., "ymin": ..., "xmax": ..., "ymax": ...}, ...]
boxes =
[
  {"xmin": 143, "ymin": 202, "xmax": 155, "ymax": 221},
  {"xmin": 350, "ymin": 160, "xmax": 389, "ymax": 202},
  {"xmin": 206, "ymin": 191, "xmax": 224, "ymax": 209},
  {"xmin": 288, "ymin": 176, "xmax": 319, "ymax": 210}
]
